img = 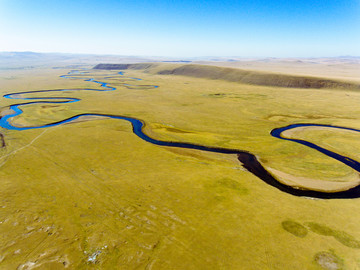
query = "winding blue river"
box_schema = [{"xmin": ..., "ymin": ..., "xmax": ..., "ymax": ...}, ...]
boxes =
[
  {"xmin": 271, "ymin": 124, "xmax": 360, "ymax": 173},
  {"xmin": 0, "ymin": 70, "xmax": 359, "ymax": 199}
]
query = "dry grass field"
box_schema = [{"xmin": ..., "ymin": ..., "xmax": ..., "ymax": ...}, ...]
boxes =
[
  {"xmin": 194, "ymin": 57, "xmax": 360, "ymax": 83},
  {"xmin": 0, "ymin": 61, "xmax": 359, "ymax": 269}
]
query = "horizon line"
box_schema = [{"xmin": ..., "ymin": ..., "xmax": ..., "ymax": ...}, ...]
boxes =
[{"xmin": 1, "ymin": 51, "xmax": 359, "ymax": 59}]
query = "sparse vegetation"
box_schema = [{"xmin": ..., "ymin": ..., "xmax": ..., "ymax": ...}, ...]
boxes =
[{"xmin": 314, "ymin": 251, "xmax": 344, "ymax": 270}]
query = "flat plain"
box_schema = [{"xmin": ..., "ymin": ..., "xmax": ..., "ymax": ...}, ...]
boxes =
[{"xmin": 0, "ymin": 58, "xmax": 360, "ymax": 269}]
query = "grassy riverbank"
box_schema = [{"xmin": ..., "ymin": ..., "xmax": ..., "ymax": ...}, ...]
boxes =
[{"xmin": 0, "ymin": 66, "xmax": 359, "ymax": 269}]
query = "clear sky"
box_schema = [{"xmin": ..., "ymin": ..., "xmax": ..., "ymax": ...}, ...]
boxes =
[{"xmin": 0, "ymin": 0, "xmax": 359, "ymax": 57}]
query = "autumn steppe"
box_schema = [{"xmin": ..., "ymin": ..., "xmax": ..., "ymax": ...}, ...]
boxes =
[{"xmin": 0, "ymin": 61, "xmax": 360, "ymax": 269}]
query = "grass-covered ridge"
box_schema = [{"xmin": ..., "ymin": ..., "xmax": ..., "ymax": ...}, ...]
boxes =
[{"xmin": 94, "ymin": 63, "xmax": 360, "ymax": 89}]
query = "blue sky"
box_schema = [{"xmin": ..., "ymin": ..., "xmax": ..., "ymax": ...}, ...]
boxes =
[{"xmin": 0, "ymin": 0, "xmax": 359, "ymax": 57}]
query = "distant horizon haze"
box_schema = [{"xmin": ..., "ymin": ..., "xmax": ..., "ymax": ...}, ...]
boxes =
[{"xmin": 0, "ymin": 50, "xmax": 359, "ymax": 60}]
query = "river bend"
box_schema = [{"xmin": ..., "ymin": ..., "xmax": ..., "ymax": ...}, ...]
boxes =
[{"xmin": 1, "ymin": 70, "xmax": 359, "ymax": 199}]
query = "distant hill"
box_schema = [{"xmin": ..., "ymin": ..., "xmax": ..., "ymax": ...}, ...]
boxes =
[
  {"xmin": 94, "ymin": 63, "xmax": 360, "ymax": 90},
  {"xmin": 2, "ymin": 52, "xmax": 359, "ymax": 86}
]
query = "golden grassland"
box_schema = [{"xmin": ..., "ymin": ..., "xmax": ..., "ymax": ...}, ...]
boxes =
[
  {"xmin": 194, "ymin": 58, "xmax": 360, "ymax": 83},
  {"xmin": 0, "ymin": 66, "xmax": 360, "ymax": 269},
  {"xmin": 96, "ymin": 62, "xmax": 360, "ymax": 89}
]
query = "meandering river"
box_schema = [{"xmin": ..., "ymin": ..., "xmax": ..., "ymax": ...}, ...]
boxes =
[{"xmin": 1, "ymin": 70, "xmax": 359, "ymax": 199}]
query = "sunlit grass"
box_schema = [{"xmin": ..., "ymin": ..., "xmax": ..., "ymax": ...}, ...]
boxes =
[{"xmin": 0, "ymin": 67, "xmax": 359, "ymax": 269}]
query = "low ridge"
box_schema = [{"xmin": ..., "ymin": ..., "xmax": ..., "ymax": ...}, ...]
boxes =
[{"xmin": 93, "ymin": 63, "xmax": 360, "ymax": 89}]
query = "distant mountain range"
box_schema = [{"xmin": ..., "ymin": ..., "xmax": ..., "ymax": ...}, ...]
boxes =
[
  {"xmin": 0, "ymin": 51, "xmax": 359, "ymax": 70},
  {"xmin": 0, "ymin": 51, "xmax": 164, "ymax": 69}
]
